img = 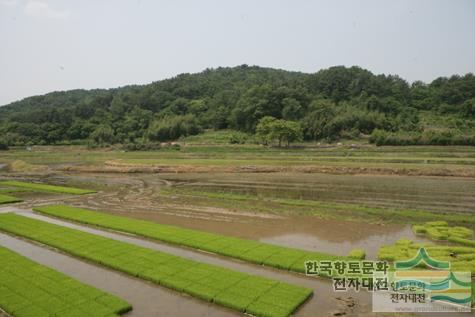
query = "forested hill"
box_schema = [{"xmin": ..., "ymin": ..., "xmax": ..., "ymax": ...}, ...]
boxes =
[{"xmin": 1, "ymin": 65, "xmax": 475, "ymax": 147}]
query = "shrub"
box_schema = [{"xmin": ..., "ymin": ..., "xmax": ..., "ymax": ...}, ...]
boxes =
[
  {"xmin": 370, "ymin": 130, "xmax": 475, "ymax": 146},
  {"xmin": 147, "ymin": 115, "xmax": 202, "ymax": 142},
  {"xmin": 229, "ymin": 132, "xmax": 248, "ymax": 144},
  {"xmin": 122, "ymin": 138, "xmax": 161, "ymax": 151},
  {"xmin": 0, "ymin": 140, "xmax": 8, "ymax": 151}
]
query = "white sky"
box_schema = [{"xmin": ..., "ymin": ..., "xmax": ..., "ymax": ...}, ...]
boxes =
[{"xmin": 1, "ymin": 0, "xmax": 474, "ymax": 105}]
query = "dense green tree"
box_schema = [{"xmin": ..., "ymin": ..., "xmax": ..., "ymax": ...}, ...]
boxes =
[
  {"xmin": 147, "ymin": 115, "xmax": 201, "ymax": 142},
  {"xmin": 90, "ymin": 125, "xmax": 114, "ymax": 145},
  {"xmin": 281, "ymin": 97, "xmax": 303, "ymax": 120},
  {"xmin": 272, "ymin": 120, "xmax": 303, "ymax": 146},
  {"xmin": 256, "ymin": 116, "xmax": 303, "ymax": 147},
  {"xmin": 462, "ymin": 98, "xmax": 475, "ymax": 117},
  {"xmin": 301, "ymin": 99, "xmax": 336, "ymax": 140},
  {"xmin": 256, "ymin": 116, "xmax": 277, "ymax": 145},
  {"xmin": 0, "ymin": 139, "xmax": 8, "ymax": 150},
  {"xmin": 0, "ymin": 65, "xmax": 474, "ymax": 146}
]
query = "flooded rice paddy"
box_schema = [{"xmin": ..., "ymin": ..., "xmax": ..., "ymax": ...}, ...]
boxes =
[
  {"xmin": 1, "ymin": 170, "xmax": 474, "ymax": 316},
  {"xmin": 0, "ymin": 232, "xmax": 238, "ymax": 317}
]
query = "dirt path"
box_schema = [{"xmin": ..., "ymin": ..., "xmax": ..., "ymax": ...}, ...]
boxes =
[{"xmin": 61, "ymin": 159, "xmax": 475, "ymax": 178}]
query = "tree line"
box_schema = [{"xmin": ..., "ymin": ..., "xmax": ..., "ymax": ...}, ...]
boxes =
[{"xmin": 1, "ymin": 65, "xmax": 474, "ymax": 148}]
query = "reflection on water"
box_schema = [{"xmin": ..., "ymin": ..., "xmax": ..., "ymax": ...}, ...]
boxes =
[
  {"xmin": 261, "ymin": 224, "xmax": 433, "ymax": 259},
  {"xmin": 112, "ymin": 209, "xmax": 432, "ymax": 259}
]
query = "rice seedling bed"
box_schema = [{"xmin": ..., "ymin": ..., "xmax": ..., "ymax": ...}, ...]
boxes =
[
  {"xmin": 377, "ymin": 238, "xmax": 475, "ymax": 303},
  {"xmin": 0, "ymin": 181, "xmax": 96, "ymax": 195},
  {"xmin": 412, "ymin": 221, "xmax": 474, "ymax": 245},
  {"xmin": 0, "ymin": 213, "xmax": 313, "ymax": 317},
  {"xmin": 0, "ymin": 194, "xmax": 22, "ymax": 204},
  {"xmin": 378, "ymin": 238, "xmax": 475, "ymax": 276},
  {"xmin": 33, "ymin": 205, "xmax": 350, "ymax": 275},
  {"xmin": 0, "ymin": 245, "xmax": 131, "ymax": 317}
]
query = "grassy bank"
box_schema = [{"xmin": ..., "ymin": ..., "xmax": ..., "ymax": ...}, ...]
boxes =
[
  {"xmin": 0, "ymin": 181, "xmax": 96, "ymax": 195},
  {"xmin": 0, "ymin": 194, "xmax": 22, "ymax": 204}
]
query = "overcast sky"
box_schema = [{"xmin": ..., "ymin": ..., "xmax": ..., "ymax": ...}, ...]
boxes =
[{"xmin": 1, "ymin": 0, "xmax": 474, "ymax": 106}]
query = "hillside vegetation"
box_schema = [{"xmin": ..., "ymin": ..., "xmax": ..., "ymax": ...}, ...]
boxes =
[{"xmin": 1, "ymin": 65, "xmax": 475, "ymax": 147}]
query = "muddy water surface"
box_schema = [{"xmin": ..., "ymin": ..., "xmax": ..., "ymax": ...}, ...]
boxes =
[
  {"xmin": 166, "ymin": 172, "xmax": 475, "ymax": 213},
  {"xmin": 14, "ymin": 210, "xmax": 368, "ymax": 316},
  {"xmin": 7, "ymin": 172, "xmax": 435, "ymax": 260},
  {"xmin": 5, "ymin": 210, "xmax": 471, "ymax": 317},
  {"xmin": 2, "ymin": 171, "xmax": 473, "ymax": 316}
]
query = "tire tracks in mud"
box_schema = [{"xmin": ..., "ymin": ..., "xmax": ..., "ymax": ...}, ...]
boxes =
[{"xmin": 66, "ymin": 175, "xmax": 281, "ymax": 224}]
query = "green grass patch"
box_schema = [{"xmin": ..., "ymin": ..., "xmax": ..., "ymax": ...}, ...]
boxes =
[
  {"xmin": 0, "ymin": 194, "xmax": 22, "ymax": 204},
  {"xmin": 0, "ymin": 213, "xmax": 313, "ymax": 317},
  {"xmin": 33, "ymin": 205, "xmax": 348, "ymax": 276},
  {"xmin": 0, "ymin": 180, "xmax": 96, "ymax": 195},
  {"xmin": 0, "ymin": 245, "xmax": 131, "ymax": 317},
  {"xmin": 0, "ymin": 188, "xmax": 31, "ymax": 194}
]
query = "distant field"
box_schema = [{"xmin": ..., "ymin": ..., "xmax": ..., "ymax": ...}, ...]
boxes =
[
  {"xmin": 0, "ymin": 181, "xmax": 96, "ymax": 195},
  {"xmin": 2, "ymin": 145, "xmax": 475, "ymax": 171},
  {"xmin": 159, "ymin": 187, "xmax": 475, "ymax": 225},
  {"xmin": 120, "ymin": 157, "xmax": 475, "ymax": 171},
  {"xmin": 0, "ymin": 245, "xmax": 131, "ymax": 317},
  {"xmin": 0, "ymin": 194, "xmax": 22, "ymax": 204},
  {"xmin": 0, "ymin": 213, "xmax": 313, "ymax": 317},
  {"xmin": 33, "ymin": 205, "xmax": 354, "ymax": 274}
]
